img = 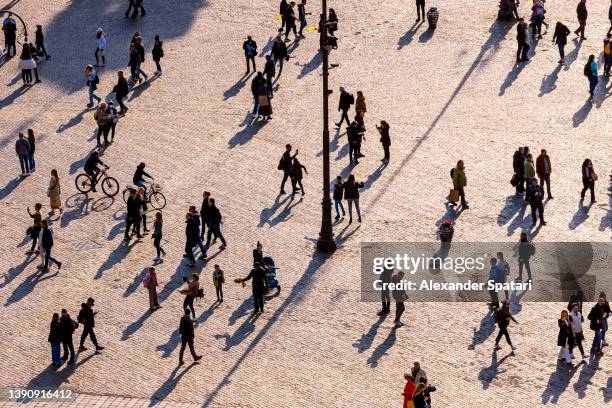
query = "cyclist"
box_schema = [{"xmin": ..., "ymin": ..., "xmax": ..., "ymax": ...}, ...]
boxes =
[
  {"xmin": 84, "ymin": 151, "xmax": 107, "ymax": 192},
  {"xmin": 133, "ymin": 162, "xmax": 153, "ymax": 192}
]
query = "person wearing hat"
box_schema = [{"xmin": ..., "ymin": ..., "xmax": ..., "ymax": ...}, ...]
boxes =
[
  {"xmin": 178, "ymin": 308, "xmax": 202, "ymax": 365},
  {"xmin": 34, "ymin": 24, "xmax": 50, "ymax": 60},
  {"xmin": 77, "ymin": 298, "xmax": 104, "ymax": 352}
]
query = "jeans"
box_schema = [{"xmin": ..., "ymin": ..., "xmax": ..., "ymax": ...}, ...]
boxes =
[
  {"xmin": 517, "ymin": 41, "xmax": 529, "ymax": 61},
  {"xmin": 195, "ymin": 235, "xmax": 207, "ymax": 257},
  {"xmin": 558, "ymin": 43, "xmax": 565, "ymax": 59},
  {"xmin": 592, "ymin": 329, "xmax": 603, "ymax": 352},
  {"xmin": 280, "ymin": 170, "xmax": 290, "ymax": 192},
  {"xmin": 299, "ymin": 19, "xmax": 307, "ymax": 36},
  {"xmin": 179, "ymin": 336, "xmax": 197, "ymax": 361},
  {"xmin": 603, "ymin": 318, "xmax": 608, "ymax": 342},
  {"xmin": 51, "ymin": 342, "xmax": 61, "ymax": 364},
  {"xmin": 381, "ymin": 290, "xmax": 390, "ymax": 313},
  {"xmin": 61, "ymin": 338, "xmax": 75, "ymax": 362},
  {"xmin": 274, "ymin": 56, "xmax": 284, "ymax": 76},
  {"xmin": 184, "ymin": 240, "xmax": 196, "ymax": 263},
  {"xmin": 416, "ymin": 0, "xmax": 425, "ymax": 20},
  {"xmin": 80, "ymin": 326, "xmax": 99, "ymax": 348},
  {"xmin": 97, "ymin": 125, "xmax": 111, "ymax": 145},
  {"xmin": 154, "ymin": 236, "xmax": 163, "ymax": 258},
  {"xmin": 570, "ymin": 332, "xmax": 585, "ymax": 356},
  {"xmin": 44, "ymin": 247, "xmax": 60, "ymax": 269},
  {"xmin": 334, "ymin": 199, "xmax": 345, "ymax": 217},
  {"xmin": 183, "ymin": 295, "xmax": 195, "ymax": 318},
  {"xmin": 155, "ymin": 60, "xmax": 162, "ymax": 72},
  {"xmin": 116, "ymin": 95, "xmax": 127, "ymax": 112},
  {"xmin": 347, "ymin": 198, "xmax": 361, "ymax": 221},
  {"xmin": 530, "ymin": 202, "xmax": 544, "ymax": 224},
  {"xmin": 36, "ymin": 44, "xmax": 49, "ymax": 58},
  {"xmin": 252, "ymin": 95, "xmax": 259, "ymax": 115},
  {"xmin": 206, "ymin": 223, "xmax": 226, "ymax": 247},
  {"xmin": 89, "ymin": 85, "xmax": 100, "ymax": 104},
  {"xmin": 28, "ymin": 153, "xmax": 35, "ymax": 171},
  {"xmin": 588, "ymin": 75, "xmax": 598, "ymax": 95},
  {"xmin": 18, "ymin": 155, "xmax": 30, "ymax": 174}
]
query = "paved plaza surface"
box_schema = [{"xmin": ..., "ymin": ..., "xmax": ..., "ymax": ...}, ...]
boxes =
[{"xmin": 0, "ymin": 0, "xmax": 611, "ymax": 407}]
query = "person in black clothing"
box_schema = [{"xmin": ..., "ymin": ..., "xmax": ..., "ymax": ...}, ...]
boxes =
[
  {"xmin": 415, "ymin": 0, "xmax": 426, "ymax": 22},
  {"xmin": 3, "ymin": 13, "xmax": 17, "ymax": 57},
  {"xmin": 333, "ymin": 176, "xmax": 346, "ymax": 220},
  {"xmin": 378, "ymin": 267, "xmax": 393, "ymax": 316},
  {"xmin": 49, "ymin": 313, "xmax": 62, "ymax": 366},
  {"xmin": 558, "ymin": 310, "xmax": 574, "ymax": 364},
  {"xmin": 279, "ymin": 144, "xmax": 298, "ymax": 194},
  {"xmin": 347, "ymin": 121, "xmax": 364, "ymax": 165},
  {"xmin": 60, "ymin": 309, "xmax": 76, "ymax": 365},
  {"xmin": 34, "ymin": 25, "xmax": 50, "ymax": 60},
  {"xmin": 335, "ymin": 87, "xmax": 354, "ymax": 128},
  {"xmin": 574, "ymin": 0, "xmax": 587, "ymax": 40},
  {"xmin": 178, "ymin": 308, "xmax": 202, "ymax": 365},
  {"xmin": 133, "ymin": 162, "xmax": 152, "ymax": 192},
  {"xmin": 516, "ymin": 18, "xmax": 530, "ymax": 62},
  {"xmin": 124, "ymin": 189, "xmax": 142, "ymax": 241},
  {"xmin": 297, "ymin": 0, "xmax": 309, "ymax": 38},
  {"xmin": 237, "ymin": 263, "xmax": 267, "ymax": 314},
  {"xmin": 78, "ymin": 298, "xmax": 103, "ymax": 352},
  {"xmin": 40, "ymin": 220, "xmax": 62, "ymax": 271},
  {"xmin": 243, "ymin": 36, "xmax": 258, "ymax": 74},
  {"xmin": 580, "ymin": 158, "xmax": 596, "ymax": 203},
  {"xmin": 83, "ymin": 152, "xmax": 106, "ymax": 191},
  {"xmin": 251, "ymin": 72, "xmax": 266, "ymax": 117},
  {"xmin": 376, "ymin": 120, "xmax": 391, "ymax": 163},
  {"xmin": 494, "ymin": 301, "xmax": 517, "ymax": 350},
  {"xmin": 113, "ymin": 71, "xmax": 129, "ymax": 114},
  {"xmin": 264, "ymin": 55, "xmax": 276, "ymax": 95},
  {"xmin": 328, "ymin": 8, "xmax": 338, "ymax": 37},
  {"xmin": 528, "ymin": 178, "xmax": 546, "ymax": 227},
  {"xmin": 184, "ymin": 212, "xmax": 198, "ymax": 266},
  {"xmin": 517, "ymin": 232, "xmax": 534, "ymax": 282},
  {"xmin": 280, "ymin": 0, "xmax": 289, "ymax": 29},
  {"xmin": 552, "ymin": 22, "xmax": 570, "ymax": 64},
  {"xmin": 588, "ymin": 298, "xmax": 606, "ymax": 355},
  {"xmin": 512, "ymin": 146, "xmax": 525, "ymax": 194},
  {"xmin": 105, "ymin": 102, "xmax": 119, "ymax": 142},
  {"xmin": 290, "ymin": 157, "xmax": 308, "ymax": 195},
  {"xmin": 253, "ymin": 241, "xmax": 264, "ymax": 265},
  {"xmin": 205, "ymin": 199, "xmax": 227, "ymax": 249},
  {"xmin": 128, "ymin": 0, "xmax": 145, "ymax": 19},
  {"xmin": 392, "ymin": 270, "xmax": 407, "ymax": 328},
  {"xmin": 152, "ymin": 35, "xmax": 164, "ymax": 75},
  {"xmin": 271, "ymin": 35, "xmax": 289, "ymax": 76},
  {"xmin": 199, "ymin": 191, "xmax": 213, "ymax": 241},
  {"xmin": 284, "ymin": 2, "xmax": 298, "ymax": 42},
  {"xmin": 133, "ymin": 36, "xmax": 148, "ymax": 82}
]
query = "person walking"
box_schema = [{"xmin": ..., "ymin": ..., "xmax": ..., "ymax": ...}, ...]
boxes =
[
  {"xmin": 528, "ymin": 178, "xmax": 546, "ymax": 227},
  {"xmin": 280, "ymin": 0, "xmax": 288, "ymax": 30},
  {"xmin": 580, "ymin": 158, "xmax": 596, "ymax": 203},
  {"xmin": 600, "ymin": 292, "xmax": 610, "ymax": 347},
  {"xmin": 184, "ymin": 212, "xmax": 198, "ymax": 267},
  {"xmin": 516, "ymin": 18, "xmax": 530, "ymax": 62},
  {"xmin": 34, "ymin": 25, "xmax": 50, "ymax": 60},
  {"xmin": 243, "ymin": 36, "xmax": 258, "ymax": 74},
  {"xmin": 278, "ymin": 145, "xmax": 298, "ymax": 195},
  {"xmin": 574, "ymin": 0, "xmax": 587, "ymax": 40},
  {"xmin": 85, "ymin": 64, "xmax": 101, "ymax": 107},
  {"xmin": 494, "ymin": 301, "xmax": 518, "ymax": 350},
  {"xmin": 15, "ymin": 133, "xmax": 30, "ymax": 176},
  {"xmin": 392, "ymin": 270, "xmax": 408, "ymax": 328},
  {"xmin": 48, "ymin": 313, "xmax": 62, "ymax": 366},
  {"xmin": 26, "ymin": 129, "xmax": 36, "ymax": 172},
  {"xmin": 199, "ymin": 191, "xmax": 213, "ymax": 241},
  {"xmin": 517, "ymin": 232, "xmax": 534, "ymax": 282},
  {"xmin": 344, "ymin": 174, "xmax": 363, "ymax": 223},
  {"xmin": 105, "ymin": 102, "xmax": 119, "ymax": 142},
  {"xmin": 558, "ymin": 310, "xmax": 574, "ymax": 364},
  {"xmin": 213, "ymin": 264, "xmax": 225, "ymax": 303},
  {"xmin": 452, "ymin": 160, "xmax": 469, "ymax": 209},
  {"xmin": 333, "ymin": 176, "xmax": 346, "ymax": 220},
  {"xmin": 530, "ymin": 1, "xmax": 545, "ymax": 40},
  {"xmin": 355, "ymin": 91, "xmax": 367, "ymax": 129},
  {"xmin": 179, "ymin": 273, "xmax": 199, "ymax": 319},
  {"xmin": 78, "ymin": 298, "xmax": 103, "ymax": 352},
  {"xmin": 412, "ymin": 383, "xmax": 427, "ymax": 408},
  {"xmin": 271, "ymin": 35, "xmax": 289, "ymax": 77},
  {"xmin": 178, "ymin": 308, "xmax": 202, "ymax": 365},
  {"xmin": 297, "ymin": 0, "xmax": 309, "ymax": 38},
  {"xmin": 152, "ymin": 35, "xmax": 164, "ymax": 75},
  {"xmin": 347, "ymin": 121, "xmax": 364, "ymax": 165},
  {"xmin": 113, "ymin": 71, "xmax": 129, "ymax": 115},
  {"xmin": 60, "ymin": 309, "xmax": 76, "ymax": 366},
  {"xmin": 290, "ymin": 157, "xmax": 307, "ymax": 196},
  {"xmin": 205, "ymin": 199, "xmax": 227, "ymax": 249},
  {"xmin": 588, "ymin": 298, "xmax": 605, "ymax": 356},
  {"xmin": 488, "ymin": 257, "xmax": 501, "ymax": 310},
  {"xmin": 535, "ymin": 149, "xmax": 552, "ymax": 199},
  {"xmin": 40, "ymin": 220, "xmax": 62, "ymax": 271},
  {"xmin": 415, "ymin": 0, "xmax": 426, "ymax": 22},
  {"xmin": 377, "ymin": 267, "xmax": 393, "ymax": 316},
  {"xmin": 26, "ymin": 203, "xmax": 42, "ymax": 254},
  {"xmin": 189, "ymin": 206, "xmax": 207, "ymax": 259},
  {"xmin": 236, "ymin": 263, "xmax": 267, "ymax": 314},
  {"xmin": 335, "ymin": 87, "xmax": 354, "ymax": 129},
  {"xmin": 523, "ymin": 154, "xmax": 536, "ymax": 203},
  {"xmin": 604, "ymin": 34, "xmax": 612, "ymax": 76},
  {"xmin": 47, "ymin": 169, "xmax": 63, "ymax": 216},
  {"xmin": 402, "ymin": 373, "xmax": 416, "ymax": 408},
  {"xmin": 552, "ymin": 22, "xmax": 570, "ymax": 64},
  {"xmin": 143, "ymin": 267, "xmax": 161, "ymax": 311},
  {"xmin": 123, "ymin": 189, "xmax": 137, "ymax": 241},
  {"xmin": 569, "ymin": 302, "xmax": 589, "ymax": 359},
  {"xmin": 95, "ymin": 28, "xmax": 106, "ymax": 67},
  {"xmin": 94, "ymin": 103, "xmax": 111, "ymax": 146},
  {"xmin": 284, "ymin": 2, "xmax": 298, "ymax": 42},
  {"xmin": 376, "ymin": 120, "xmax": 391, "ymax": 163},
  {"xmin": 152, "ymin": 212, "xmax": 165, "ymax": 262},
  {"xmin": 585, "ymin": 54, "xmax": 598, "ymax": 100}
]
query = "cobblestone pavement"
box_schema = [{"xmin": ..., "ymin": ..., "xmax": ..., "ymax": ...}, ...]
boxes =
[{"xmin": 0, "ymin": 0, "xmax": 611, "ymax": 407}]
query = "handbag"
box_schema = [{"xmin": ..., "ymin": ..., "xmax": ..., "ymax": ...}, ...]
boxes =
[
  {"xmin": 258, "ymin": 94, "xmax": 269, "ymax": 106},
  {"xmin": 448, "ymin": 189, "xmax": 460, "ymax": 203},
  {"xmin": 592, "ymin": 173, "xmax": 598, "ymax": 181}
]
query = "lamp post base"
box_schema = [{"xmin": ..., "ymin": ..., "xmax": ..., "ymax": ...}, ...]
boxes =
[{"xmin": 316, "ymin": 235, "xmax": 337, "ymax": 253}]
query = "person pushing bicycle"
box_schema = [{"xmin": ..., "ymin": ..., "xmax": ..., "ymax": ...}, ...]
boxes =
[{"xmin": 84, "ymin": 151, "xmax": 107, "ymax": 192}]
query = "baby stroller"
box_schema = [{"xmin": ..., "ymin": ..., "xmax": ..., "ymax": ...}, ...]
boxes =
[{"xmin": 262, "ymin": 256, "xmax": 281, "ymax": 295}]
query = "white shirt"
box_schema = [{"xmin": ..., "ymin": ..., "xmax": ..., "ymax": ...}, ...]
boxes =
[{"xmin": 569, "ymin": 311, "xmax": 583, "ymax": 333}]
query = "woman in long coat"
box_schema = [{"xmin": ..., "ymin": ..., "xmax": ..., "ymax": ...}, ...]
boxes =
[{"xmin": 48, "ymin": 169, "xmax": 63, "ymax": 216}]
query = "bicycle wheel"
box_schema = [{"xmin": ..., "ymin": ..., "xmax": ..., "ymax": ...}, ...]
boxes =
[
  {"xmin": 75, "ymin": 174, "xmax": 93, "ymax": 193},
  {"xmin": 101, "ymin": 177, "xmax": 120, "ymax": 197},
  {"xmin": 122, "ymin": 188, "xmax": 131, "ymax": 203},
  {"xmin": 149, "ymin": 191, "xmax": 166, "ymax": 210}
]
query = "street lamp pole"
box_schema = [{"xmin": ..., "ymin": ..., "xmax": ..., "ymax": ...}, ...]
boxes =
[{"xmin": 316, "ymin": 0, "xmax": 336, "ymax": 253}]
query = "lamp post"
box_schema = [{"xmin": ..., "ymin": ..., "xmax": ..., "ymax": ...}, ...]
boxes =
[
  {"xmin": 316, "ymin": 0, "xmax": 336, "ymax": 253},
  {"xmin": 0, "ymin": 10, "xmax": 29, "ymax": 42}
]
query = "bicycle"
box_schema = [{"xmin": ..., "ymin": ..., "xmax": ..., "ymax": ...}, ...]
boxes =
[
  {"xmin": 122, "ymin": 181, "xmax": 166, "ymax": 210},
  {"xmin": 75, "ymin": 166, "xmax": 119, "ymax": 196}
]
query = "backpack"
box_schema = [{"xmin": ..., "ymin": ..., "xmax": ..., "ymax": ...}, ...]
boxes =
[
  {"xmin": 94, "ymin": 75, "xmax": 100, "ymax": 84},
  {"xmin": 583, "ymin": 63, "xmax": 591, "ymax": 77},
  {"xmin": 347, "ymin": 93, "xmax": 355, "ymax": 105},
  {"xmin": 450, "ymin": 167, "xmax": 455, "ymax": 178},
  {"xmin": 277, "ymin": 157, "xmax": 284, "ymax": 170}
]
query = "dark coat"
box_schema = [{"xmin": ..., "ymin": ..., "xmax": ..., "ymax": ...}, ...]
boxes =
[
  {"xmin": 271, "ymin": 40, "xmax": 288, "ymax": 59},
  {"xmin": 48, "ymin": 321, "xmax": 62, "ymax": 343},
  {"xmin": 513, "ymin": 151, "xmax": 525, "ymax": 174},
  {"xmin": 588, "ymin": 304, "xmax": 603, "ymax": 331},
  {"xmin": 552, "ymin": 24, "xmax": 570, "ymax": 45},
  {"xmin": 558, "ymin": 319, "xmax": 573, "ymax": 347},
  {"xmin": 35, "ymin": 28, "xmax": 44, "ymax": 46},
  {"xmin": 243, "ymin": 266, "xmax": 267, "ymax": 295},
  {"xmin": 333, "ymin": 182, "xmax": 344, "ymax": 200},
  {"xmin": 41, "ymin": 227, "xmax": 54, "ymax": 251},
  {"xmin": 200, "ymin": 198, "xmax": 211, "ymax": 223},
  {"xmin": 338, "ymin": 90, "xmax": 353, "ymax": 111},
  {"xmin": 152, "ymin": 41, "xmax": 164, "ymax": 61},
  {"xmin": 264, "ymin": 58, "xmax": 276, "ymax": 78},
  {"xmin": 115, "ymin": 76, "xmax": 129, "ymax": 99},
  {"xmin": 535, "ymin": 154, "xmax": 551, "ymax": 176},
  {"xmin": 179, "ymin": 315, "xmax": 194, "ymax": 338},
  {"xmin": 185, "ymin": 217, "xmax": 199, "ymax": 244},
  {"xmin": 242, "ymin": 39, "xmax": 257, "ymax": 57},
  {"xmin": 251, "ymin": 75, "xmax": 266, "ymax": 96},
  {"xmin": 77, "ymin": 303, "xmax": 95, "ymax": 328},
  {"xmin": 378, "ymin": 125, "xmax": 390, "ymax": 146},
  {"xmin": 517, "ymin": 23, "xmax": 528, "ymax": 42},
  {"xmin": 576, "ymin": 2, "xmax": 587, "ymax": 20},
  {"xmin": 60, "ymin": 314, "xmax": 76, "ymax": 341},
  {"xmin": 209, "ymin": 206, "xmax": 222, "ymax": 225},
  {"xmin": 126, "ymin": 195, "xmax": 140, "ymax": 218},
  {"xmin": 518, "ymin": 241, "xmax": 534, "ymax": 260},
  {"xmin": 343, "ymin": 181, "xmax": 363, "ymax": 200}
]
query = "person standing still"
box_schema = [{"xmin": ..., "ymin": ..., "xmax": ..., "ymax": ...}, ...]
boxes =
[
  {"xmin": 355, "ymin": 91, "xmax": 367, "ymax": 130},
  {"xmin": 34, "ymin": 25, "xmax": 50, "ymax": 60},
  {"xmin": 48, "ymin": 169, "xmax": 63, "ymax": 216},
  {"xmin": 243, "ymin": 36, "xmax": 258, "ymax": 74},
  {"xmin": 95, "ymin": 28, "xmax": 106, "ymax": 67},
  {"xmin": 184, "ymin": 213, "xmax": 198, "ymax": 266},
  {"xmin": 535, "ymin": 149, "xmax": 552, "ymax": 199},
  {"xmin": 452, "ymin": 160, "xmax": 469, "ymax": 209},
  {"xmin": 178, "ymin": 308, "xmax": 202, "ymax": 365},
  {"xmin": 377, "ymin": 267, "xmax": 393, "ymax": 316},
  {"xmin": 26, "ymin": 203, "xmax": 42, "ymax": 254},
  {"xmin": 392, "ymin": 270, "xmax": 407, "ymax": 328},
  {"xmin": 143, "ymin": 267, "xmax": 161, "ymax": 311},
  {"xmin": 213, "ymin": 264, "xmax": 225, "ymax": 303},
  {"xmin": 60, "ymin": 309, "xmax": 76, "ymax": 366},
  {"xmin": 523, "ymin": 153, "xmax": 536, "ymax": 203},
  {"xmin": 48, "ymin": 313, "xmax": 62, "ymax": 366},
  {"xmin": 332, "ymin": 176, "xmax": 346, "ymax": 220},
  {"xmin": 180, "ymin": 273, "xmax": 199, "ymax": 318},
  {"xmin": 585, "ymin": 54, "xmax": 598, "ymax": 100},
  {"xmin": 152, "ymin": 212, "xmax": 166, "ymax": 262},
  {"xmin": 494, "ymin": 301, "xmax": 518, "ymax": 351},
  {"xmin": 528, "ymin": 178, "xmax": 546, "ymax": 227},
  {"xmin": 152, "ymin": 35, "xmax": 164, "ymax": 75},
  {"xmin": 415, "ymin": 0, "xmax": 426, "ymax": 22},
  {"xmin": 569, "ymin": 302, "xmax": 589, "ymax": 359},
  {"xmin": 574, "ymin": 0, "xmax": 587, "ymax": 40},
  {"xmin": 580, "ymin": 158, "xmax": 596, "ymax": 202},
  {"xmin": 26, "ymin": 129, "xmax": 36, "ymax": 172},
  {"xmin": 558, "ymin": 310, "xmax": 574, "ymax": 364},
  {"xmin": 237, "ymin": 263, "xmax": 267, "ymax": 314},
  {"xmin": 517, "ymin": 232, "xmax": 534, "ymax": 282},
  {"xmin": 376, "ymin": 120, "xmax": 391, "ymax": 163},
  {"xmin": 15, "ymin": 132, "xmax": 30, "ymax": 176},
  {"xmin": 78, "ymin": 298, "xmax": 104, "ymax": 352},
  {"xmin": 516, "ymin": 18, "xmax": 530, "ymax": 62}
]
